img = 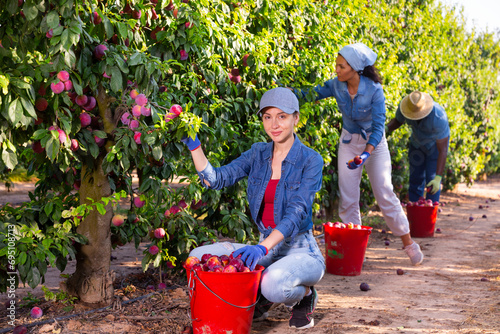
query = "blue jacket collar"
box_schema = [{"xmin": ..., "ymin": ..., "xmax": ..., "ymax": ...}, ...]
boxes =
[
  {"xmin": 263, "ymin": 134, "xmax": 302, "ymax": 165},
  {"xmin": 339, "ymin": 75, "xmax": 368, "ymax": 96}
]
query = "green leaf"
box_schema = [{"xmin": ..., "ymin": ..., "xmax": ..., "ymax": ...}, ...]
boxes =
[
  {"xmin": 37, "ymin": 261, "xmax": 48, "ymax": 277},
  {"xmin": 135, "ymin": 65, "xmax": 145, "ymax": 85},
  {"xmin": 95, "ymin": 203, "xmax": 106, "ymax": 215},
  {"xmin": 2, "ymin": 148, "xmax": 17, "ymax": 170},
  {"xmin": 44, "ymin": 202, "xmax": 54, "ymax": 216},
  {"xmin": 103, "ymin": 16, "xmax": 114, "ymax": 40},
  {"xmin": 45, "ymin": 137, "xmax": 60, "ymax": 162},
  {"xmin": 93, "ymin": 130, "xmax": 107, "ymax": 138},
  {"xmin": 61, "ymin": 28, "xmax": 70, "ymax": 49},
  {"xmin": 46, "ymin": 11, "xmax": 60, "ymax": 29},
  {"xmin": 66, "ymin": 245, "xmax": 76, "ymax": 260},
  {"xmin": 153, "ymin": 253, "xmax": 161, "ymax": 267},
  {"xmin": 18, "ymin": 252, "xmax": 27, "ymax": 265},
  {"xmin": 109, "ymin": 66, "xmax": 123, "ymax": 93},
  {"xmin": 73, "ymin": 80, "xmax": 83, "ymax": 96},
  {"xmin": 20, "ymin": 95, "xmax": 37, "ymax": 118},
  {"xmin": 117, "ymin": 22, "xmax": 128, "ymax": 39},
  {"xmin": 128, "ymin": 52, "xmax": 142, "ymax": 66},
  {"xmin": 7, "ymin": 98, "xmax": 20, "ymax": 124},
  {"xmin": 152, "ymin": 146, "xmax": 162, "ymax": 161},
  {"xmin": 115, "ymin": 57, "xmax": 129, "ymax": 74},
  {"xmin": 11, "ymin": 79, "xmax": 31, "ymax": 90},
  {"xmin": 122, "ymin": 135, "xmax": 130, "ymax": 148},
  {"xmin": 56, "ymin": 256, "xmax": 68, "ymax": 272},
  {"xmin": 32, "ymin": 129, "xmax": 48, "ymax": 140},
  {"xmin": 18, "ymin": 261, "xmax": 30, "ymax": 281},
  {"xmin": 28, "ymin": 268, "xmax": 41, "ymax": 289},
  {"xmin": 19, "ymin": 237, "xmax": 34, "ymax": 245},
  {"xmin": 0, "ymin": 74, "xmax": 9, "ymax": 95},
  {"xmin": 141, "ymin": 254, "xmax": 150, "ymax": 272},
  {"xmin": 6, "ymin": 0, "xmax": 18, "ymax": 15},
  {"xmin": 23, "ymin": 2, "xmax": 39, "ymax": 21},
  {"xmin": 89, "ymin": 143, "xmax": 99, "ymax": 159},
  {"xmin": 69, "ymin": 21, "xmax": 82, "ymax": 35},
  {"xmin": 121, "ymin": 155, "xmax": 130, "ymax": 171},
  {"xmin": 106, "ymin": 152, "xmax": 115, "ymax": 162}
]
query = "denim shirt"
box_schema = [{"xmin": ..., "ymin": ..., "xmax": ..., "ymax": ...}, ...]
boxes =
[
  {"xmin": 197, "ymin": 135, "xmax": 324, "ymax": 239},
  {"xmin": 396, "ymin": 102, "xmax": 450, "ymax": 151},
  {"xmin": 298, "ymin": 76, "xmax": 386, "ymax": 148}
]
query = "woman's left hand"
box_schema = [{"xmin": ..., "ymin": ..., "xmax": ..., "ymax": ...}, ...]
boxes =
[
  {"xmin": 181, "ymin": 134, "xmax": 201, "ymax": 151},
  {"xmin": 232, "ymin": 245, "xmax": 267, "ymax": 270}
]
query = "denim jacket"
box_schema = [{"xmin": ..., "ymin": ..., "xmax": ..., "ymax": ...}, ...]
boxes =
[
  {"xmin": 299, "ymin": 76, "xmax": 386, "ymax": 148},
  {"xmin": 197, "ymin": 135, "xmax": 324, "ymax": 239},
  {"xmin": 396, "ymin": 102, "xmax": 450, "ymax": 151}
]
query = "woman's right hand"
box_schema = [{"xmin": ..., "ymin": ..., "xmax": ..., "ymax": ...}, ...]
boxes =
[{"xmin": 346, "ymin": 151, "xmax": 370, "ymax": 169}]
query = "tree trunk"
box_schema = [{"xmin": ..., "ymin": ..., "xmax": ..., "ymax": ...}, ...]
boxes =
[
  {"xmin": 324, "ymin": 198, "xmax": 339, "ymax": 221},
  {"xmin": 64, "ymin": 157, "xmax": 114, "ymax": 305},
  {"xmin": 137, "ymin": 168, "xmax": 144, "ymax": 188}
]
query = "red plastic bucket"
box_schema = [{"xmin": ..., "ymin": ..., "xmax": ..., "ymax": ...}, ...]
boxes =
[
  {"xmin": 323, "ymin": 224, "xmax": 372, "ymax": 276},
  {"xmin": 187, "ymin": 265, "xmax": 264, "ymax": 334},
  {"xmin": 406, "ymin": 205, "xmax": 438, "ymax": 238}
]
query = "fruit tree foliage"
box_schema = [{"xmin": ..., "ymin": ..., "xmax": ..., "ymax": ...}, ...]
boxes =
[{"xmin": 0, "ymin": 0, "xmax": 499, "ymax": 296}]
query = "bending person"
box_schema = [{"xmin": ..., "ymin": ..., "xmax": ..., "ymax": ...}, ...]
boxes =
[{"xmin": 386, "ymin": 91, "xmax": 450, "ymax": 202}]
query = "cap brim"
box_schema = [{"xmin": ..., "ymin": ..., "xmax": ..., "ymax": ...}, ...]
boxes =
[{"xmin": 258, "ymin": 105, "xmax": 296, "ymax": 116}]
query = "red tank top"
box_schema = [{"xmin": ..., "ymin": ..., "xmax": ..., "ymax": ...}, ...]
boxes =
[{"xmin": 261, "ymin": 179, "xmax": 279, "ymax": 228}]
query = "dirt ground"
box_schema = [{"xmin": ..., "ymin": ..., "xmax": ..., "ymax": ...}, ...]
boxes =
[{"xmin": 0, "ymin": 176, "xmax": 499, "ymax": 334}]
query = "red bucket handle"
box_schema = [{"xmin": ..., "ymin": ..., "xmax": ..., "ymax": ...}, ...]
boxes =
[
  {"xmin": 187, "ymin": 271, "xmax": 200, "ymax": 322},
  {"xmin": 188, "ymin": 270, "xmax": 259, "ymax": 318}
]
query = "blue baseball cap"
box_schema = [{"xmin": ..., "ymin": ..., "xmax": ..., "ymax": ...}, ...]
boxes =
[
  {"xmin": 338, "ymin": 43, "xmax": 377, "ymax": 72},
  {"xmin": 258, "ymin": 87, "xmax": 299, "ymax": 116}
]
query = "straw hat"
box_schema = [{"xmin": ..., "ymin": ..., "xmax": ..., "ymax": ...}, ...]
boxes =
[{"xmin": 400, "ymin": 91, "xmax": 434, "ymax": 120}]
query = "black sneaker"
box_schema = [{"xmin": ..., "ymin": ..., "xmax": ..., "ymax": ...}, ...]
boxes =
[
  {"xmin": 289, "ymin": 286, "xmax": 318, "ymax": 329},
  {"xmin": 253, "ymin": 295, "xmax": 274, "ymax": 322}
]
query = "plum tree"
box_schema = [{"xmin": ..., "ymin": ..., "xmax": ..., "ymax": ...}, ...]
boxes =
[
  {"xmin": 0, "ymin": 0, "xmax": 204, "ymax": 304},
  {"xmin": 0, "ymin": 0, "xmax": 499, "ymax": 307}
]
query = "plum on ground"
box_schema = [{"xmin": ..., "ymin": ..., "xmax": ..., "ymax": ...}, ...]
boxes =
[{"xmin": 30, "ymin": 306, "xmax": 43, "ymax": 318}]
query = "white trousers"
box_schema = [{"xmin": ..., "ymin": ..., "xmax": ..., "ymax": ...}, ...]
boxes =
[{"xmin": 337, "ymin": 129, "xmax": 410, "ymax": 236}]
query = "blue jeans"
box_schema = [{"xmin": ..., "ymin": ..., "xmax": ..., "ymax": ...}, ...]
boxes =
[
  {"xmin": 189, "ymin": 230, "xmax": 325, "ymax": 307},
  {"xmin": 408, "ymin": 143, "xmax": 440, "ymax": 202}
]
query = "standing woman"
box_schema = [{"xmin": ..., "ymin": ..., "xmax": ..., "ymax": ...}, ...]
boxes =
[
  {"xmin": 182, "ymin": 87, "xmax": 325, "ymax": 329},
  {"xmin": 295, "ymin": 43, "xmax": 423, "ymax": 265}
]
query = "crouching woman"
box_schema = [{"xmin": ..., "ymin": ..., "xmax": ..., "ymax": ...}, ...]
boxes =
[{"xmin": 182, "ymin": 87, "xmax": 325, "ymax": 329}]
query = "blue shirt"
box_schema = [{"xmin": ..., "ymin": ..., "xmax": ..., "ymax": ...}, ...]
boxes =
[
  {"xmin": 298, "ymin": 76, "xmax": 386, "ymax": 148},
  {"xmin": 197, "ymin": 135, "xmax": 324, "ymax": 239},
  {"xmin": 395, "ymin": 102, "xmax": 450, "ymax": 150}
]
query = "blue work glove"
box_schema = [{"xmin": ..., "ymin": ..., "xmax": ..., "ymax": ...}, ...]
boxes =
[
  {"xmin": 232, "ymin": 245, "xmax": 267, "ymax": 271},
  {"xmin": 181, "ymin": 134, "xmax": 201, "ymax": 151},
  {"xmin": 347, "ymin": 151, "xmax": 371, "ymax": 170}
]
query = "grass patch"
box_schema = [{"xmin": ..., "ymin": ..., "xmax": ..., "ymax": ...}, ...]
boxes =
[{"xmin": 6, "ymin": 167, "xmax": 39, "ymax": 183}]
